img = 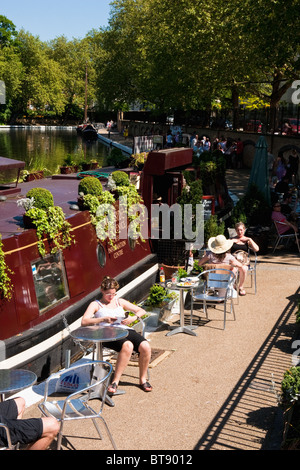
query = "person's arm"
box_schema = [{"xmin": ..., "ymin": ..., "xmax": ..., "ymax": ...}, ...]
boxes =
[
  {"xmin": 119, "ymin": 299, "xmax": 146, "ymax": 320},
  {"xmin": 243, "ymin": 236, "xmax": 259, "ymax": 252},
  {"xmin": 81, "ymin": 301, "xmax": 117, "ymax": 326},
  {"xmin": 197, "ymin": 254, "xmax": 210, "ymax": 266}
]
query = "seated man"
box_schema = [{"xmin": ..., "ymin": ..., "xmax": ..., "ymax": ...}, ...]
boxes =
[
  {"xmin": 0, "ymin": 397, "xmax": 59, "ymax": 450},
  {"xmin": 272, "ymin": 202, "xmax": 298, "ymax": 235}
]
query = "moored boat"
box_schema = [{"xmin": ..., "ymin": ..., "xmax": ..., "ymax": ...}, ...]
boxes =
[{"xmin": 76, "ymin": 123, "xmax": 98, "ymax": 141}]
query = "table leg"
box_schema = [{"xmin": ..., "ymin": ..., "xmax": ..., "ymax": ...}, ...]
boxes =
[
  {"xmin": 166, "ymin": 289, "xmax": 197, "ymax": 336},
  {"xmin": 89, "ymin": 343, "xmax": 125, "ymax": 407}
]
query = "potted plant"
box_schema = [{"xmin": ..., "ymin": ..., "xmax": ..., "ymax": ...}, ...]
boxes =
[
  {"xmin": 190, "ymin": 259, "xmax": 204, "ymax": 276},
  {"xmin": 90, "ymin": 159, "xmax": 98, "ymax": 170},
  {"xmin": 20, "ymin": 187, "xmax": 74, "ymax": 257},
  {"xmin": 60, "ymin": 154, "xmax": 75, "ymax": 174},
  {"xmin": 161, "ymin": 255, "xmax": 186, "ymax": 279},
  {"xmin": 142, "ymin": 284, "xmax": 178, "ymax": 327},
  {"xmin": 22, "ymin": 169, "xmax": 45, "ymax": 182},
  {"xmin": 77, "ymin": 176, "xmax": 103, "ymax": 209}
]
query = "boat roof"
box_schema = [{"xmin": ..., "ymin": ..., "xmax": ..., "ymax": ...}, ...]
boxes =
[{"xmin": 0, "ymin": 172, "xmax": 112, "ymax": 239}]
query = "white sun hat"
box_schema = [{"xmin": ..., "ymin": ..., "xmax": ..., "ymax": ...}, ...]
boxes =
[{"xmin": 208, "ymin": 235, "xmax": 233, "ymax": 254}]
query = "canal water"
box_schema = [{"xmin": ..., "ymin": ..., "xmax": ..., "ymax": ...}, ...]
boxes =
[{"xmin": 0, "ymin": 127, "xmax": 111, "ymax": 175}]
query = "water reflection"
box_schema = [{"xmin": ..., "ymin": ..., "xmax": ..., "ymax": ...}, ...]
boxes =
[{"xmin": 0, "ymin": 127, "xmax": 111, "ymax": 174}]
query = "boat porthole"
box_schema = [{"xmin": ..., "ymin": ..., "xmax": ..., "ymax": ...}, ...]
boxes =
[{"xmin": 97, "ymin": 243, "xmax": 106, "ymax": 268}]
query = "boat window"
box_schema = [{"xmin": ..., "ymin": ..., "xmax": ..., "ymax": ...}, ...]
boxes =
[
  {"xmin": 31, "ymin": 252, "xmax": 69, "ymax": 314},
  {"xmin": 97, "ymin": 243, "xmax": 106, "ymax": 268}
]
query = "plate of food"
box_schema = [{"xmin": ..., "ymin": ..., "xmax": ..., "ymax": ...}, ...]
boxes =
[{"xmin": 176, "ymin": 280, "xmax": 197, "ymax": 287}]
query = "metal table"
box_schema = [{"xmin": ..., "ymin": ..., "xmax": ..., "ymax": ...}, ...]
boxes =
[
  {"xmin": 166, "ymin": 282, "xmax": 199, "ymax": 337},
  {"xmin": 71, "ymin": 326, "xmax": 128, "ymax": 406},
  {"xmin": 0, "ymin": 369, "xmax": 37, "ymax": 402}
]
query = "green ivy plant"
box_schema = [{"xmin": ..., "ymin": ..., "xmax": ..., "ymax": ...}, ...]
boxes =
[
  {"xmin": 0, "ymin": 234, "xmax": 14, "ymax": 301},
  {"xmin": 144, "ymin": 284, "xmax": 177, "ymax": 308},
  {"xmin": 281, "ymin": 366, "xmax": 300, "ymax": 408},
  {"xmin": 25, "ymin": 206, "xmax": 74, "ymax": 257}
]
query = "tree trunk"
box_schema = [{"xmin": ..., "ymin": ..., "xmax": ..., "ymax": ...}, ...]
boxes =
[
  {"xmin": 269, "ymin": 70, "xmax": 293, "ymax": 133},
  {"xmin": 232, "ymin": 85, "xmax": 239, "ymax": 130}
]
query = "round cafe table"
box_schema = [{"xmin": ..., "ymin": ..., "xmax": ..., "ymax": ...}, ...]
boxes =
[
  {"xmin": 166, "ymin": 281, "xmax": 199, "ymax": 337},
  {"xmin": 0, "ymin": 369, "xmax": 37, "ymax": 402},
  {"xmin": 71, "ymin": 325, "xmax": 128, "ymax": 406}
]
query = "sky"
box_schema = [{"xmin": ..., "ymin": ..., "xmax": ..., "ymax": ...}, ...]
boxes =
[{"xmin": 1, "ymin": 0, "xmax": 112, "ymax": 42}]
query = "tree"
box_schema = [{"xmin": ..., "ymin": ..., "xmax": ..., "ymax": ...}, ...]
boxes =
[{"xmin": 0, "ymin": 15, "xmax": 18, "ymax": 47}]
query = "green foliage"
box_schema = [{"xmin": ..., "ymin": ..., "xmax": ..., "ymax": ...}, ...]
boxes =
[
  {"xmin": 0, "ymin": 234, "xmax": 14, "ymax": 301},
  {"xmin": 111, "ymin": 170, "xmax": 130, "ymax": 187},
  {"xmin": 25, "ymin": 206, "xmax": 74, "ymax": 257},
  {"xmin": 26, "ymin": 188, "xmax": 54, "ymax": 211},
  {"xmin": 63, "ymin": 154, "xmax": 75, "ymax": 166},
  {"xmin": 83, "ymin": 191, "xmax": 116, "ymax": 215},
  {"xmin": 144, "ymin": 284, "xmax": 177, "ymax": 308},
  {"xmin": 78, "ymin": 176, "xmax": 103, "ymax": 196},
  {"xmin": 193, "ymin": 259, "xmax": 204, "ymax": 273},
  {"xmin": 204, "ymin": 215, "xmax": 225, "ymax": 244},
  {"xmin": 177, "ymin": 179, "xmax": 203, "ymax": 212},
  {"xmin": 107, "ymin": 148, "xmax": 127, "ymax": 167},
  {"xmin": 177, "ymin": 267, "xmax": 188, "ymax": 279},
  {"xmin": 281, "ymin": 367, "xmax": 300, "ymax": 408}
]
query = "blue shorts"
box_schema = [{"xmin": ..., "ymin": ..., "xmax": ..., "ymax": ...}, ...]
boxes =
[{"xmin": 0, "ymin": 399, "xmax": 43, "ymax": 447}]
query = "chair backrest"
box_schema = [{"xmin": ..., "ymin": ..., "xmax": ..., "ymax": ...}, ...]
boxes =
[
  {"xmin": 199, "ymin": 268, "xmax": 235, "ymax": 298},
  {"xmin": 41, "ymin": 360, "xmax": 113, "ymax": 412},
  {"xmin": 0, "ymin": 423, "xmax": 13, "ymax": 450},
  {"xmin": 203, "ymin": 263, "xmax": 232, "ymax": 273}
]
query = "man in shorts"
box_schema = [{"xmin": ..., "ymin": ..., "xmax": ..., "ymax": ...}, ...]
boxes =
[{"xmin": 0, "ymin": 397, "xmax": 59, "ymax": 450}]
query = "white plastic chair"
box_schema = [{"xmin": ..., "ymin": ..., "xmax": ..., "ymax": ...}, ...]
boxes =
[
  {"xmin": 0, "ymin": 423, "xmax": 13, "ymax": 450},
  {"xmin": 191, "ymin": 268, "xmax": 236, "ymax": 329},
  {"xmin": 38, "ymin": 360, "xmax": 117, "ymax": 450},
  {"xmin": 273, "ymin": 220, "xmax": 300, "ymax": 254}
]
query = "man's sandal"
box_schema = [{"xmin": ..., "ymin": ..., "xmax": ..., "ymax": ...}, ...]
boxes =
[
  {"xmin": 108, "ymin": 382, "xmax": 118, "ymax": 394},
  {"xmin": 140, "ymin": 381, "xmax": 153, "ymax": 392}
]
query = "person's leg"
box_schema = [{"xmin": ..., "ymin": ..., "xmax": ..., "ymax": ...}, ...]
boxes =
[
  {"xmin": 108, "ymin": 340, "xmax": 133, "ymax": 392},
  {"xmin": 138, "ymin": 340, "xmax": 151, "ymax": 385},
  {"xmin": 238, "ymin": 265, "xmax": 248, "ymax": 295},
  {"xmin": 14, "ymin": 397, "xmax": 26, "ymax": 418},
  {"xmin": 26, "ymin": 417, "xmax": 59, "ymax": 450}
]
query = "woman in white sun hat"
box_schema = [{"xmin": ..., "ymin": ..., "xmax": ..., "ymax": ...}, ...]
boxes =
[{"xmin": 198, "ymin": 235, "xmax": 248, "ymax": 296}]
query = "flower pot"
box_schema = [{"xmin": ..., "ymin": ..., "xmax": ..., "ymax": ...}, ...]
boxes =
[
  {"xmin": 81, "ymin": 163, "xmax": 92, "ymax": 171},
  {"xmin": 161, "ymin": 263, "xmax": 185, "ymax": 279},
  {"xmin": 24, "ymin": 171, "xmax": 44, "ymax": 182},
  {"xmin": 60, "ymin": 166, "xmax": 72, "ymax": 174}
]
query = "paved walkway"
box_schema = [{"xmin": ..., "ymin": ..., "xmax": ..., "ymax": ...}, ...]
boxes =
[{"xmin": 21, "ymin": 133, "xmax": 300, "ymax": 451}]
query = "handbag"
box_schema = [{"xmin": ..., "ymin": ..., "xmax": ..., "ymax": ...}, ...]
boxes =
[{"xmin": 233, "ymin": 250, "xmax": 250, "ymax": 265}]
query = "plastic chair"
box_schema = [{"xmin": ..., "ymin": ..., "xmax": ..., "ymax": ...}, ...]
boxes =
[
  {"xmin": 273, "ymin": 220, "xmax": 300, "ymax": 253},
  {"xmin": 0, "ymin": 423, "xmax": 13, "ymax": 450},
  {"xmin": 38, "ymin": 360, "xmax": 117, "ymax": 450},
  {"xmin": 191, "ymin": 268, "xmax": 236, "ymax": 330}
]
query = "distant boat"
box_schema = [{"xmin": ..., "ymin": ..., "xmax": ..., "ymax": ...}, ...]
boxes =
[{"xmin": 76, "ymin": 123, "xmax": 98, "ymax": 141}]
